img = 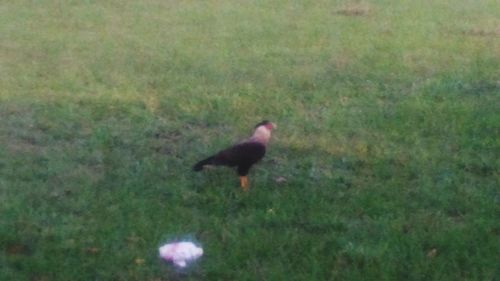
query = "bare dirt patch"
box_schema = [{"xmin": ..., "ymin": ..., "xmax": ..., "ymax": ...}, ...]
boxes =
[
  {"xmin": 462, "ymin": 26, "xmax": 500, "ymax": 37},
  {"xmin": 334, "ymin": 3, "xmax": 372, "ymax": 17}
]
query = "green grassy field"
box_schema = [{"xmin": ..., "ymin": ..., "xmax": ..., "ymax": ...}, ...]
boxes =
[{"xmin": 1, "ymin": 0, "xmax": 499, "ymax": 280}]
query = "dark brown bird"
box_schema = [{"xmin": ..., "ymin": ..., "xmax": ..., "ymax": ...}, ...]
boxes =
[{"xmin": 193, "ymin": 120, "xmax": 276, "ymax": 191}]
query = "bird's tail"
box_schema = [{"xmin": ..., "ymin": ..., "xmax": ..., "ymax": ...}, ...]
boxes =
[{"xmin": 193, "ymin": 156, "xmax": 215, "ymax": 171}]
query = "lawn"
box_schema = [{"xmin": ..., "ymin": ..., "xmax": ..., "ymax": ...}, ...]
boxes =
[{"xmin": 0, "ymin": 0, "xmax": 499, "ymax": 280}]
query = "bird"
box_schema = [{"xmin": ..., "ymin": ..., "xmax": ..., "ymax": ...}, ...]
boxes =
[{"xmin": 193, "ymin": 120, "xmax": 276, "ymax": 191}]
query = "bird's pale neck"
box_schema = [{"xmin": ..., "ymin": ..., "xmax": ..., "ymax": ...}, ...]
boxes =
[{"xmin": 249, "ymin": 126, "xmax": 272, "ymax": 145}]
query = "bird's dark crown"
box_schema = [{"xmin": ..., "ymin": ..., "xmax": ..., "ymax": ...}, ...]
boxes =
[{"xmin": 255, "ymin": 120, "xmax": 271, "ymax": 128}]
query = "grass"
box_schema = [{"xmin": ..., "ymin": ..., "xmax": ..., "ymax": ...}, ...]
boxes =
[{"xmin": 1, "ymin": 0, "xmax": 499, "ymax": 280}]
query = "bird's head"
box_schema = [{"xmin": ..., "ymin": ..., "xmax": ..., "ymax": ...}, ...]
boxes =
[
  {"xmin": 251, "ymin": 120, "xmax": 276, "ymax": 144},
  {"xmin": 255, "ymin": 120, "xmax": 276, "ymax": 131}
]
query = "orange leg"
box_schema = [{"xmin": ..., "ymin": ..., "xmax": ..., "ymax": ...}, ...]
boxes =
[{"xmin": 239, "ymin": 176, "xmax": 249, "ymax": 191}]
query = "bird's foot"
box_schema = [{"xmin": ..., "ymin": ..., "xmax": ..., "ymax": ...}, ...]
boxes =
[{"xmin": 240, "ymin": 176, "xmax": 249, "ymax": 192}]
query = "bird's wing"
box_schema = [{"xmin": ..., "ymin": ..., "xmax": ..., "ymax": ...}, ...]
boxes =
[{"xmin": 214, "ymin": 141, "xmax": 266, "ymax": 167}]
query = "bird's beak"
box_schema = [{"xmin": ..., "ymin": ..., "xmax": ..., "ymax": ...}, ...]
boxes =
[{"xmin": 271, "ymin": 122, "xmax": 277, "ymax": 130}]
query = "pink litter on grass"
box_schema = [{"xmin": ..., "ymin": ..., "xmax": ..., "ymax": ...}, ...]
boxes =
[{"xmin": 159, "ymin": 242, "xmax": 203, "ymax": 268}]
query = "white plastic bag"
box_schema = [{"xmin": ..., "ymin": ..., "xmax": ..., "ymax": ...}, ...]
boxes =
[{"xmin": 159, "ymin": 242, "xmax": 203, "ymax": 268}]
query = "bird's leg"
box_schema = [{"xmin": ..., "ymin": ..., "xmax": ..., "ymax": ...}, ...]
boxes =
[{"xmin": 240, "ymin": 176, "xmax": 249, "ymax": 191}]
